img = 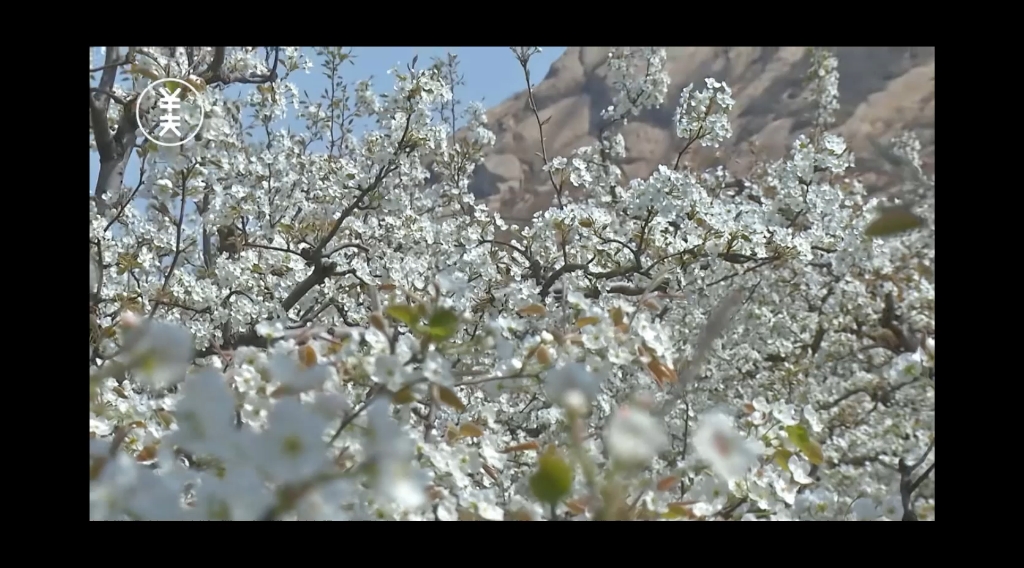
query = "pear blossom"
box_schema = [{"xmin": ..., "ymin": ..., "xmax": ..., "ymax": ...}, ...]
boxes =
[
  {"xmin": 365, "ymin": 397, "xmax": 427, "ymax": 509},
  {"xmin": 880, "ymin": 494, "xmax": 905, "ymax": 521},
  {"xmin": 166, "ymin": 369, "xmax": 241, "ymax": 459},
  {"xmin": 693, "ymin": 411, "xmax": 762, "ymax": 482},
  {"xmin": 544, "ymin": 362, "xmax": 602, "ymax": 409},
  {"xmin": 687, "ymin": 473, "xmax": 729, "ymax": 517},
  {"xmin": 890, "ymin": 349, "xmax": 925, "ymax": 381},
  {"xmin": 772, "ymin": 403, "xmax": 801, "ymax": 426},
  {"xmin": 267, "ymin": 353, "xmax": 332, "ymax": 394},
  {"xmin": 117, "ymin": 315, "xmax": 193, "ymax": 390},
  {"xmin": 788, "ymin": 455, "xmax": 815, "ymax": 485},
  {"xmin": 251, "ymin": 397, "xmax": 330, "ymax": 485},
  {"xmin": 604, "ymin": 406, "xmax": 668, "ymax": 467},
  {"xmin": 850, "ymin": 497, "xmax": 881, "ymax": 521}
]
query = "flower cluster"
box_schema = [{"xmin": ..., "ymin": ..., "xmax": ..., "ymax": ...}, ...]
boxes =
[
  {"xmin": 602, "ymin": 47, "xmax": 671, "ymax": 122},
  {"xmin": 90, "ymin": 47, "xmax": 934, "ymax": 521},
  {"xmin": 674, "ymin": 77, "xmax": 735, "ymax": 149}
]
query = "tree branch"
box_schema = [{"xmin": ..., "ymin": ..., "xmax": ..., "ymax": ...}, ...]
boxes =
[
  {"xmin": 511, "ymin": 47, "xmax": 562, "ymax": 208},
  {"xmin": 200, "ymin": 47, "xmax": 280, "ymax": 87},
  {"xmin": 90, "ymin": 47, "xmax": 139, "ymax": 216},
  {"xmin": 898, "ymin": 438, "xmax": 934, "ymax": 521}
]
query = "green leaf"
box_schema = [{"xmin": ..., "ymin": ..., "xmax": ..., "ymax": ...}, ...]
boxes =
[
  {"xmin": 773, "ymin": 449, "xmax": 794, "ymax": 471},
  {"xmin": 385, "ymin": 304, "xmax": 421, "ymax": 328},
  {"xmin": 530, "ymin": 447, "xmax": 574, "ymax": 505},
  {"xmin": 424, "ymin": 309, "xmax": 459, "ymax": 342},
  {"xmin": 785, "ymin": 425, "xmax": 824, "ymax": 466},
  {"xmin": 864, "ymin": 206, "xmax": 924, "ymax": 237}
]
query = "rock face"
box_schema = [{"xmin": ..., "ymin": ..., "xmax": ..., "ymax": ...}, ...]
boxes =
[{"xmin": 471, "ymin": 47, "xmax": 935, "ymax": 221}]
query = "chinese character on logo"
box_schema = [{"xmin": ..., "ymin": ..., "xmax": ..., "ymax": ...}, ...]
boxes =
[
  {"xmin": 136, "ymin": 77, "xmax": 205, "ymax": 147},
  {"xmin": 155, "ymin": 87, "xmax": 183, "ymax": 136}
]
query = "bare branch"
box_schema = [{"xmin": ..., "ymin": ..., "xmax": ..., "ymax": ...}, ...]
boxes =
[
  {"xmin": 90, "ymin": 49, "xmax": 140, "ymax": 216},
  {"xmin": 201, "ymin": 47, "xmax": 280, "ymax": 87},
  {"xmin": 511, "ymin": 47, "xmax": 563, "ymax": 208},
  {"xmin": 149, "ymin": 175, "xmax": 190, "ymax": 317},
  {"xmin": 898, "ymin": 438, "xmax": 935, "ymax": 521}
]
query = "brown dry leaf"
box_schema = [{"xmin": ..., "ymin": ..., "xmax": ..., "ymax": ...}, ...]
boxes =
[
  {"xmin": 656, "ymin": 476, "xmax": 680, "ymax": 491},
  {"xmin": 444, "ymin": 423, "xmax": 460, "ymax": 442},
  {"xmin": 112, "ymin": 386, "xmax": 129, "ymax": 399},
  {"xmin": 501, "ymin": 440, "xmax": 541, "ymax": 453},
  {"xmin": 437, "ymin": 386, "xmax": 466, "ymax": 412},
  {"xmin": 270, "ymin": 385, "xmax": 299, "ymax": 398},
  {"xmin": 615, "ymin": 323, "xmax": 630, "ymax": 333},
  {"xmin": 610, "ymin": 306, "xmax": 625, "ymax": 327},
  {"xmin": 136, "ymin": 444, "xmax": 158, "ymax": 462},
  {"xmin": 298, "ymin": 344, "xmax": 317, "ymax": 368},
  {"xmin": 155, "ymin": 410, "xmax": 174, "ymax": 427},
  {"xmin": 129, "ymin": 63, "xmax": 162, "ymax": 81},
  {"xmin": 563, "ymin": 333, "xmax": 584, "ymax": 346},
  {"xmin": 392, "ymin": 386, "xmax": 417, "ymax": 405},
  {"xmin": 379, "ymin": 283, "xmax": 397, "ymax": 292},
  {"xmin": 646, "ymin": 358, "xmax": 677, "ymax": 387},
  {"xmin": 742, "ymin": 403, "xmax": 756, "ymax": 414},
  {"xmin": 324, "ymin": 341, "xmax": 344, "ymax": 356},
  {"xmin": 535, "ymin": 345, "xmax": 553, "ymax": 366},
  {"xmin": 459, "ymin": 423, "xmax": 485, "ymax": 438},
  {"xmin": 517, "ymin": 304, "xmax": 547, "ymax": 317},
  {"xmin": 658, "ymin": 361, "xmax": 679, "ymax": 384},
  {"xmin": 564, "ymin": 498, "xmax": 588, "ymax": 515},
  {"xmin": 426, "ymin": 485, "xmax": 445, "ymax": 502},
  {"xmin": 184, "ymin": 76, "xmax": 207, "ymax": 93},
  {"xmin": 575, "ymin": 316, "xmax": 600, "ymax": 328},
  {"xmin": 524, "ymin": 345, "xmax": 539, "ymax": 362},
  {"xmin": 641, "ymin": 298, "xmax": 661, "ymax": 311},
  {"xmin": 864, "ymin": 205, "xmax": 924, "ymax": 238},
  {"xmin": 368, "ymin": 312, "xmax": 387, "ymax": 333},
  {"xmin": 457, "ymin": 508, "xmax": 480, "ymax": 521},
  {"xmin": 508, "ymin": 509, "xmax": 534, "ymax": 521},
  {"xmin": 482, "ymin": 462, "xmax": 499, "ymax": 482}
]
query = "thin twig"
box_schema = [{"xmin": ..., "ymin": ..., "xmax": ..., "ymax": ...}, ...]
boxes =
[
  {"xmin": 329, "ymin": 400, "xmax": 370, "ymax": 444},
  {"xmin": 511, "ymin": 47, "xmax": 563, "ymax": 208}
]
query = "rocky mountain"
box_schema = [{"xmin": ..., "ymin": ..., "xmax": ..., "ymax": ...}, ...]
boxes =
[{"xmin": 469, "ymin": 47, "xmax": 934, "ymax": 221}]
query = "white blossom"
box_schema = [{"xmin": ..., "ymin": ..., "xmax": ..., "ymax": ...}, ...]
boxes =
[{"xmin": 604, "ymin": 406, "xmax": 668, "ymax": 467}]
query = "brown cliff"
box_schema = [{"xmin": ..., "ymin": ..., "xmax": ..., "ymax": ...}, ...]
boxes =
[{"xmin": 469, "ymin": 47, "xmax": 934, "ymax": 220}]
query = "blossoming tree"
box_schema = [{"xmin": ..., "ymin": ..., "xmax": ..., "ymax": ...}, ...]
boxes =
[{"xmin": 89, "ymin": 46, "xmax": 934, "ymax": 521}]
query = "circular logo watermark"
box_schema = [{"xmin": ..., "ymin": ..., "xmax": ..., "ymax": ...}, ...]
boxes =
[{"xmin": 135, "ymin": 78, "xmax": 205, "ymax": 147}]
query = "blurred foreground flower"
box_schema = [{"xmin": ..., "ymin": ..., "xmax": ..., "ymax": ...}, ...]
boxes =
[
  {"xmin": 116, "ymin": 312, "xmax": 193, "ymax": 390},
  {"xmin": 693, "ymin": 410, "xmax": 762, "ymax": 482},
  {"xmin": 604, "ymin": 406, "xmax": 667, "ymax": 467},
  {"xmin": 365, "ymin": 397, "xmax": 427, "ymax": 509},
  {"xmin": 545, "ymin": 362, "xmax": 602, "ymax": 412}
]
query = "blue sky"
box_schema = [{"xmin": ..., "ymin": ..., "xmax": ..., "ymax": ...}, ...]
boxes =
[{"xmin": 90, "ymin": 47, "xmax": 566, "ymax": 192}]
